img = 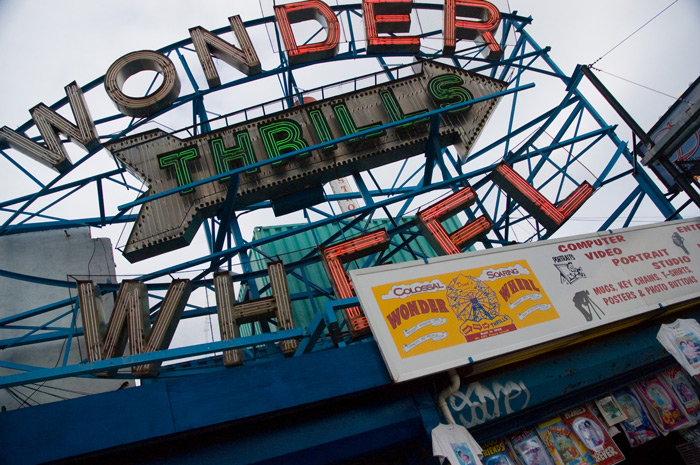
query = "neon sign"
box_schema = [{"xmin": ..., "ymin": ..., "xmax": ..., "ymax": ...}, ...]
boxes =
[
  {"xmin": 444, "ymin": 0, "xmax": 502, "ymax": 59},
  {"xmin": 276, "ymin": 0, "xmax": 341, "ymax": 64},
  {"xmin": 417, "ymin": 187, "xmax": 492, "ymax": 255},
  {"xmin": 320, "ymin": 230, "xmax": 391, "ymax": 339},
  {"xmin": 78, "ymin": 261, "xmax": 297, "ymax": 373},
  {"xmin": 106, "ymin": 61, "xmax": 507, "ymax": 262},
  {"xmin": 0, "ymin": 0, "xmax": 505, "ymax": 175},
  {"xmin": 77, "ymin": 279, "xmax": 192, "ymax": 376},
  {"xmin": 490, "ymin": 163, "xmax": 594, "ymax": 232}
]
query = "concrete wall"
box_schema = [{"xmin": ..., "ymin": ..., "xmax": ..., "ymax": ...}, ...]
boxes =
[{"xmin": 0, "ymin": 227, "xmax": 124, "ymax": 410}]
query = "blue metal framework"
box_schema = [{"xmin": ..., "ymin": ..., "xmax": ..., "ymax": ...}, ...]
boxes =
[{"xmin": 0, "ymin": 4, "xmax": 692, "ymax": 393}]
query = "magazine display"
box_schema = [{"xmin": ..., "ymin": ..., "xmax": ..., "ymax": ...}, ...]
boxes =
[
  {"xmin": 471, "ymin": 364, "xmax": 700, "ymax": 458},
  {"xmin": 594, "ymin": 396, "xmax": 627, "ymax": 426},
  {"xmin": 634, "ymin": 374, "xmax": 693, "ymax": 434},
  {"xmin": 613, "ymin": 387, "xmax": 660, "ymax": 447},
  {"xmin": 663, "ymin": 366, "xmax": 700, "ymax": 420},
  {"xmin": 509, "ymin": 428, "xmax": 555, "ymax": 465},
  {"xmin": 535, "ymin": 416, "xmax": 595, "ymax": 465},
  {"xmin": 561, "ymin": 406, "xmax": 624, "ymax": 465},
  {"xmin": 481, "ymin": 438, "xmax": 517, "ymax": 465}
]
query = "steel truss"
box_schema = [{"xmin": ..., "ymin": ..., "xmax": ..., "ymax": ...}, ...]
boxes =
[{"xmin": 0, "ymin": 4, "xmax": 691, "ymax": 392}]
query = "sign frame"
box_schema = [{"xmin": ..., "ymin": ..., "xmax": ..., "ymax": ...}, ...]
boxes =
[{"xmin": 351, "ymin": 218, "xmax": 700, "ymax": 382}]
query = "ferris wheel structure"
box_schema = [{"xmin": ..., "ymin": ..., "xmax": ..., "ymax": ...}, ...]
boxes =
[{"xmin": 0, "ymin": 2, "xmax": 693, "ymax": 390}]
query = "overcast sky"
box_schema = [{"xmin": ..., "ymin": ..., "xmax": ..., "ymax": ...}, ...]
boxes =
[
  {"xmin": 0, "ymin": 0, "xmax": 698, "ymax": 242},
  {"xmin": 0, "ymin": 0, "xmax": 697, "ymax": 132}
]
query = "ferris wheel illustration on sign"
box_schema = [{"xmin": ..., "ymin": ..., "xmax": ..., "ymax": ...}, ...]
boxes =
[
  {"xmin": 0, "ymin": 1, "xmax": 690, "ymax": 385},
  {"xmin": 446, "ymin": 274, "xmax": 505, "ymax": 334}
]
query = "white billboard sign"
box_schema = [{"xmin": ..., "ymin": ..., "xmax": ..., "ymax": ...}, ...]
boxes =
[{"xmin": 350, "ymin": 218, "xmax": 700, "ymax": 382}]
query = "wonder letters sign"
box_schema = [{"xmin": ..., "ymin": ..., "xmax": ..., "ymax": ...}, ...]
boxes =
[{"xmin": 0, "ymin": 0, "xmax": 508, "ymax": 262}]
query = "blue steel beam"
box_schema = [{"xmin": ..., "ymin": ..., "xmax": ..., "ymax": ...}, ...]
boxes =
[
  {"xmin": 0, "ymin": 168, "xmax": 126, "ymax": 210},
  {"xmin": 117, "ymin": 83, "xmax": 536, "ymax": 212},
  {"xmin": 0, "ymin": 329, "xmax": 83, "ymax": 350},
  {"xmin": 514, "ymin": 26, "xmax": 678, "ymax": 219},
  {"xmin": 133, "ymin": 158, "xmax": 526, "ymax": 283},
  {"xmin": 0, "ymin": 328, "xmax": 302, "ymax": 389},
  {"xmin": 1, "ymin": 309, "xmax": 73, "ymax": 350},
  {"xmin": 212, "ymin": 173, "xmax": 240, "ymax": 256}
]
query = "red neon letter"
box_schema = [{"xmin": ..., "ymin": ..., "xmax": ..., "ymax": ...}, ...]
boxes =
[
  {"xmin": 417, "ymin": 187, "xmax": 492, "ymax": 255},
  {"xmin": 444, "ymin": 0, "xmax": 502, "ymax": 60},
  {"xmin": 363, "ymin": 0, "xmax": 420, "ymax": 54},
  {"xmin": 320, "ymin": 230, "xmax": 390, "ymax": 339},
  {"xmin": 275, "ymin": 0, "xmax": 340, "ymax": 65},
  {"xmin": 491, "ymin": 163, "xmax": 594, "ymax": 232}
]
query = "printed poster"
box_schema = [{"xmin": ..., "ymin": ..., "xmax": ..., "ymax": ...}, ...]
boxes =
[{"xmin": 369, "ymin": 260, "xmax": 558, "ymax": 358}]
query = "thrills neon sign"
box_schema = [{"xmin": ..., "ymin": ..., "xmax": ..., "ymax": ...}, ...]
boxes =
[
  {"xmin": 0, "ymin": 0, "xmax": 510, "ymax": 263},
  {"xmin": 107, "ymin": 61, "xmax": 507, "ymax": 261}
]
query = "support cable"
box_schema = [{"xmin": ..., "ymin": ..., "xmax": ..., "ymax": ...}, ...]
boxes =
[
  {"xmin": 589, "ymin": 67, "xmax": 693, "ymax": 104},
  {"xmin": 589, "ymin": 0, "xmax": 678, "ymax": 67}
]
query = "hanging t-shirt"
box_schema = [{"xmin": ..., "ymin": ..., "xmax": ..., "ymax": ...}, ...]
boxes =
[
  {"xmin": 432, "ymin": 423, "xmax": 484, "ymax": 465},
  {"xmin": 657, "ymin": 319, "xmax": 700, "ymax": 376}
]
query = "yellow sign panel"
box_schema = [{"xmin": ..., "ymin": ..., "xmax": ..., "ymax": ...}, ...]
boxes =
[{"xmin": 370, "ymin": 259, "xmax": 559, "ymax": 358}]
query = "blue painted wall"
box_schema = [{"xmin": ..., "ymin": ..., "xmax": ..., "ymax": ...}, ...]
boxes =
[{"xmin": 1, "ymin": 308, "xmax": 697, "ymax": 464}]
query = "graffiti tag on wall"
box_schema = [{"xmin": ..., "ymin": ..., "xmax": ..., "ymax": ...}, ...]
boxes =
[{"xmin": 449, "ymin": 379, "xmax": 530, "ymax": 428}]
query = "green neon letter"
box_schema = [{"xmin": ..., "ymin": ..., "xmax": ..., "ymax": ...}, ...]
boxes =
[
  {"xmin": 332, "ymin": 103, "xmax": 384, "ymax": 142},
  {"xmin": 427, "ymin": 74, "xmax": 473, "ymax": 113},
  {"xmin": 308, "ymin": 109, "xmax": 336, "ymax": 151},
  {"xmin": 259, "ymin": 119, "xmax": 309, "ymax": 164},
  {"xmin": 379, "ymin": 88, "xmax": 428, "ymax": 129},
  {"xmin": 158, "ymin": 147, "xmax": 200, "ymax": 194},
  {"xmin": 210, "ymin": 132, "xmax": 257, "ymax": 179}
]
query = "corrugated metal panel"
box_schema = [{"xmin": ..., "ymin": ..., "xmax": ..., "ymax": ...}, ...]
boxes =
[{"xmin": 240, "ymin": 215, "xmax": 468, "ymax": 337}]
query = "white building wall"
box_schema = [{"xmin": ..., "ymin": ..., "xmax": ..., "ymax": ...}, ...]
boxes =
[{"xmin": 0, "ymin": 227, "xmax": 124, "ymax": 410}]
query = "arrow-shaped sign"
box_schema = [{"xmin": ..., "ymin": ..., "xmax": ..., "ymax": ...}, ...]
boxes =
[{"xmin": 106, "ymin": 61, "xmax": 507, "ymax": 262}]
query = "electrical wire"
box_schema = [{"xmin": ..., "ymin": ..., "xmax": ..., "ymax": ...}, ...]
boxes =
[
  {"xmin": 589, "ymin": 0, "xmax": 678, "ymax": 67},
  {"xmin": 6, "ymin": 387, "xmax": 37, "ymax": 408},
  {"xmin": 15, "ymin": 385, "xmax": 68, "ymax": 402},
  {"xmin": 589, "ymin": 66, "xmax": 693, "ymax": 104},
  {"xmin": 541, "ymin": 129, "xmax": 597, "ymax": 180},
  {"xmin": 26, "ymin": 383, "xmax": 92, "ymax": 397},
  {"xmin": 87, "ymin": 236, "xmax": 98, "ymax": 279}
]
